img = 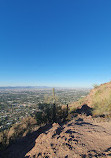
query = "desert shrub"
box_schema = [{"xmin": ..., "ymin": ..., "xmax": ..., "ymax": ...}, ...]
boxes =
[
  {"xmin": 92, "ymin": 89, "xmax": 111, "ymax": 116},
  {"xmin": 69, "ymin": 106, "xmax": 77, "ymax": 114},
  {"xmin": 35, "ymin": 103, "xmax": 67, "ymax": 125},
  {"xmin": 35, "ymin": 112, "xmax": 44, "ymax": 125},
  {"xmin": 92, "ymin": 101, "xmax": 111, "ymax": 116},
  {"xmin": 93, "ymin": 84, "xmax": 99, "ymax": 89},
  {"xmin": 36, "ymin": 103, "xmax": 53, "ymax": 124},
  {"xmin": 0, "ymin": 130, "xmax": 9, "ymax": 151},
  {"xmin": 0, "ymin": 117, "xmax": 37, "ymax": 151},
  {"xmin": 8, "ymin": 117, "xmax": 37, "ymax": 140}
]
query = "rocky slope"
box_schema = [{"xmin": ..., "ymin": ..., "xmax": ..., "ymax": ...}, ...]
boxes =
[
  {"xmin": 70, "ymin": 81, "xmax": 111, "ymax": 116},
  {"xmin": 1, "ymin": 82, "xmax": 111, "ymax": 158},
  {"xmin": 2, "ymin": 115, "xmax": 111, "ymax": 158},
  {"xmin": 25, "ymin": 116, "xmax": 111, "ymax": 158}
]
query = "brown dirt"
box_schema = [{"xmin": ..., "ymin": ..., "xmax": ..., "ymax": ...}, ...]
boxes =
[{"xmin": 2, "ymin": 115, "xmax": 111, "ymax": 158}]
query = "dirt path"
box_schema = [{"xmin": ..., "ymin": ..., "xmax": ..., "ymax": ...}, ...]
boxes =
[
  {"xmin": 25, "ymin": 116, "xmax": 111, "ymax": 158},
  {"xmin": 1, "ymin": 116, "xmax": 111, "ymax": 158}
]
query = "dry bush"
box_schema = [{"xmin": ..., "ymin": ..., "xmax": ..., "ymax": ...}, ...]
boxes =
[
  {"xmin": 68, "ymin": 83, "xmax": 111, "ymax": 117},
  {"xmin": 91, "ymin": 86, "xmax": 111, "ymax": 116},
  {"xmin": 8, "ymin": 117, "xmax": 37, "ymax": 139},
  {"xmin": 0, "ymin": 117, "xmax": 37, "ymax": 151},
  {"xmin": 0, "ymin": 130, "xmax": 9, "ymax": 151},
  {"xmin": 93, "ymin": 84, "xmax": 99, "ymax": 89},
  {"xmin": 69, "ymin": 106, "xmax": 77, "ymax": 113}
]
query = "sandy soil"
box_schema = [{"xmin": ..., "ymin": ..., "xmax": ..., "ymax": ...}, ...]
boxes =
[
  {"xmin": 26, "ymin": 116, "xmax": 111, "ymax": 158},
  {"xmin": 1, "ymin": 116, "xmax": 111, "ymax": 158}
]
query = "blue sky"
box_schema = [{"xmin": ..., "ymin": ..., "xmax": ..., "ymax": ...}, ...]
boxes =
[{"xmin": 0, "ymin": 0, "xmax": 111, "ymax": 87}]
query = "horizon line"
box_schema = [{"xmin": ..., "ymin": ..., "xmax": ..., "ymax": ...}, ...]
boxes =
[{"xmin": 0, "ymin": 85, "xmax": 91, "ymax": 89}]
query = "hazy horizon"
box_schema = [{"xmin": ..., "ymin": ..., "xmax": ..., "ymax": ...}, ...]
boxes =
[{"xmin": 0, "ymin": 84, "xmax": 91, "ymax": 89}]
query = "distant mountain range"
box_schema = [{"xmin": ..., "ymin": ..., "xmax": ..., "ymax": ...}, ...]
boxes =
[
  {"xmin": 0, "ymin": 86, "xmax": 91, "ymax": 90},
  {"xmin": 0, "ymin": 86, "xmax": 52, "ymax": 89}
]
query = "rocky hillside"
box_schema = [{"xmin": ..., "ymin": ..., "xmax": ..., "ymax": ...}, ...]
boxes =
[
  {"xmin": 2, "ymin": 115, "xmax": 111, "ymax": 158},
  {"xmin": 70, "ymin": 81, "xmax": 111, "ymax": 116},
  {"xmin": 1, "ymin": 82, "xmax": 111, "ymax": 158}
]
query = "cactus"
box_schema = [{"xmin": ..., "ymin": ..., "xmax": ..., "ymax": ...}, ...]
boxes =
[
  {"xmin": 52, "ymin": 88, "xmax": 56, "ymax": 122},
  {"xmin": 53, "ymin": 88, "xmax": 55, "ymax": 104},
  {"xmin": 66, "ymin": 104, "xmax": 69, "ymax": 117}
]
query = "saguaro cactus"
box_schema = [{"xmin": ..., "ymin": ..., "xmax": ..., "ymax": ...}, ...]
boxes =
[
  {"xmin": 66, "ymin": 104, "xmax": 69, "ymax": 117},
  {"xmin": 52, "ymin": 88, "xmax": 56, "ymax": 122},
  {"xmin": 53, "ymin": 88, "xmax": 55, "ymax": 104}
]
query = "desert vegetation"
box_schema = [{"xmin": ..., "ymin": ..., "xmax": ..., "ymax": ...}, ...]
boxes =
[
  {"xmin": 0, "ymin": 116, "xmax": 38, "ymax": 151},
  {"xmin": 36, "ymin": 103, "xmax": 68, "ymax": 125},
  {"xmin": 69, "ymin": 82, "xmax": 111, "ymax": 117},
  {"xmin": 92, "ymin": 84, "xmax": 99, "ymax": 89},
  {"xmin": 0, "ymin": 102, "xmax": 69, "ymax": 152},
  {"xmin": 90, "ymin": 83, "xmax": 111, "ymax": 117}
]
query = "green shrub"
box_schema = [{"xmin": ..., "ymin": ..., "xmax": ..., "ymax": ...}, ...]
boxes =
[
  {"xmin": 93, "ymin": 84, "xmax": 99, "ymax": 89},
  {"xmin": 35, "ymin": 103, "xmax": 67, "ymax": 125}
]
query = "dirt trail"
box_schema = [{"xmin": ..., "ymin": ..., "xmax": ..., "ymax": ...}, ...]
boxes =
[
  {"xmin": 26, "ymin": 116, "xmax": 111, "ymax": 158},
  {"xmin": 1, "ymin": 116, "xmax": 111, "ymax": 158}
]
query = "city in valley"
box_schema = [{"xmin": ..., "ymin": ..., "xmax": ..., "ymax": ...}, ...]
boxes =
[{"xmin": 0, "ymin": 87, "xmax": 89, "ymax": 131}]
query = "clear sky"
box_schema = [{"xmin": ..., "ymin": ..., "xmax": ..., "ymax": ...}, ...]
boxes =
[{"xmin": 0, "ymin": 0, "xmax": 111, "ymax": 88}]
